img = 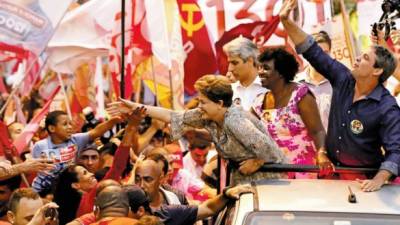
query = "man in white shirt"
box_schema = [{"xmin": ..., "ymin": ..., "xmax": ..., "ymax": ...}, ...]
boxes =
[
  {"xmin": 182, "ymin": 131, "xmax": 216, "ymax": 180},
  {"xmin": 223, "ymin": 37, "xmax": 267, "ymax": 110}
]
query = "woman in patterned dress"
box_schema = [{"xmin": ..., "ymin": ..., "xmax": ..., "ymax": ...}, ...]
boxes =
[
  {"xmin": 108, "ymin": 75, "xmax": 287, "ymax": 185},
  {"xmin": 252, "ymin": 48, "xmax": 331, "ymax": 178}
]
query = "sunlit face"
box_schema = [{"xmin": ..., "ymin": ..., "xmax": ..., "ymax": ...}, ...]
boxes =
[
  {"xmin": 74, "ymin": 165, "xmax": 97, "ymax": 192},
  {"xmin": 258, "ymin": 59, "xmax": 282, "ymax": 89},
  {"xmin": 79, "ymin": 150, "xmax": 100, "ymax": 173},
  {"xmin": 227, "ymin": 55, "xmax": 253, "ymax": 83},
  {"xmin": 135, "ymin": 160, "xmax": 162, "ymax": 200},
  {"xmin": 352, "ymin": 47, "xmax": 379, "ymax": 80},
  {"xmin": 8, "ymin": 197, "xmax": 43, "ymax": 225},
  {"xmin": 197, "ymin": 94, "xmax": 221, "ymax": 121},
  {"xmin": 8, "ymin": 123, "xmax": 24, "ymax": 141},
  {"xmin": 49, "ymin": 115, "xmax": 73, "ymax": 141},
  {"xmin": 190, "ymin": 148, "xmax": 209, "ymax": 167}
]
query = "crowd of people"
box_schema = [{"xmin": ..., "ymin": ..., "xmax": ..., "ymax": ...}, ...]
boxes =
[{"xmin": 0, "ymin": 0, "xmax": 400, "ymax": 224}]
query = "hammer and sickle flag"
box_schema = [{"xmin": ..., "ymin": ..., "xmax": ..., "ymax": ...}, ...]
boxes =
[{"xmin": 177, "ymin": 0, "xmax": 218, "ymax": 95}]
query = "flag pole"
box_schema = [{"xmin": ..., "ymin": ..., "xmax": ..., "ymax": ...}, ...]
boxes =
[
  {"xmin": 56, "ymin": 72, "xmax": 72, "ymax": 120},
  {"xmin": 150, "ymin": 57, "xmax": 160, "ymax": 106},
  {"xmin": 339, "ymin": 0, "xmax": 357, "ymax": 64},
  {"xmin": 120, "ymin": 0, "xmax": 126, "ymax": 99},
  {"xmin": 168, "ymin": 69, "xmax": 175, "ymax": 110}
]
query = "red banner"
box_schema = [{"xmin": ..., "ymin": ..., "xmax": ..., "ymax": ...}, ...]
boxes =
[
  {"xmin": 215, "ymin": 16, "xmax": 280, "ymax": 75},
  {"xmin": 177, "ymin": 0, "xmax": 218, "ymax": 95}
]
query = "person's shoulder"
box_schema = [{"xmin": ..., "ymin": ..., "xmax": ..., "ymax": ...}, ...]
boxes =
[
  {"xmin": 225, "ymin": 105, "xmax": 246, "ymax": 120},
  {"xmin": 70, "ymin": 133, "xmax": 90, "ymax": 143},
  {"xmin": 380, "ymin": 89, "xmax": 400, "ymax": 110},
  {"xmin": 71, "ymin": 132, "xmax": 89, "ymax": 139},
  {"xmin": 33, "ymin": 137, "xmax": 50, "ymax": 150}
]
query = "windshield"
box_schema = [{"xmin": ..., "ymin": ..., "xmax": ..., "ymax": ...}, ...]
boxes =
[{"xmin": 245, "ymin": 211, "xmax": 400, "ymax": 225}]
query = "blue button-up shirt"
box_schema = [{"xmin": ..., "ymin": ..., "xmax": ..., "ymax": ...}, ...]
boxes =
[{"xmin": 296, "ymin": 36, "xmax": 400, "ymax": 176}]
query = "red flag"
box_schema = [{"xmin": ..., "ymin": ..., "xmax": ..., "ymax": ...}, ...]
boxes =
[
  {"xmin": 177, "ymin": 0, "xmax": 218, "ymax": 95},
  {"xmin": 0, "ymin": 120, "xmax": 15, "ymax": 158},
  {"xmin": 0, "ymin": 42, "xmax": 41, "ymax": 97},
  {"xmin": 215, "ymin": 16, "xmax": 280, "ymax": 75},
  {"xmin": 13, "ymin": 86, "xmax": 61, "ymax": 154}
]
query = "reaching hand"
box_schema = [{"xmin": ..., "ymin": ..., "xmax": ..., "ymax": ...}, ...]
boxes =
[
  {"xmin": 127, "ymin": 106, "xmax": 147, "ymax": 127},
  {"xmin": 225, "ymin": 185, "xmax": 254, "ymax": 200},
  {"xmin": 357, "ymin": 178, "xmax": 385, "ymax": 192},
  {"xmin": 20, "ymin": 159, "xmax": 55, "ymax": 174},
  {"xmin": 279, "ymin": 0, "xmax": 297, "ymax": 21},
  {"xmin": 238, "ymin": 158, "xmax": 265, "ymax": 175},
  {"xmin": 107, "ymin": 98, "xmax": 140, "ymax": 118}
]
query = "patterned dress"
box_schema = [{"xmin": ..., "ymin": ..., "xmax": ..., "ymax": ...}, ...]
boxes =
[
  {"xmin": 253, "ymin": 84, "xmax": 317, "ymax": 178},
  {"xmin": 170, "ymin": 105, "xmax": 288, "ymax": 185}
]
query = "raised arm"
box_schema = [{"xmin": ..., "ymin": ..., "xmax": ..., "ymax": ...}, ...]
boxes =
[
  {"xmin": 279, "ymin": 0, "xmax": 349, "ymax": 86},
  {"xmin": 0, "ymin": 159, "xmax": 54, "ymax": 181},
  {"xmin": 105, "ymin": 108, "xmax": 145, "ymax": 180},
  {"xmin": 137, "ymin": 119, "xmax": 165, "ymax": 154},
  {"xmin": 107, "ymin": 98, "xmax": 174, "ymax": 123},
  {"xmin": 88, "ymin": 117, "xmax": 121, "ymax": 141},
  {"xmin": 279, "ymin": 0, "xmax": 308, "ymax": 46}
]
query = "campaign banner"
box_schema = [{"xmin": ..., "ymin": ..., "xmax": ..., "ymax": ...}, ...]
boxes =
[
  {"xmin": 0, "ymin": 0, "xmax": 73, "ymax": 56},
  {"xmin": 37, "ymin": 145, "xmax": 77, "ymax": 163}
]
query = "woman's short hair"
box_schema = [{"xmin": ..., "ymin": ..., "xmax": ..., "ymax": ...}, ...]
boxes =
[
  {"xmin": 258, "ymin": 48, "xmax": 299, "ymax": 83},
  {"xmin": 194, "ymin": 75, "xmax": 233, "ymax": 107}
]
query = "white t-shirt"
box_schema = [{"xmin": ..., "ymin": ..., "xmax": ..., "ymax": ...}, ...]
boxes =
[
  {"xmin": 231, "ymin": 76, "xmax": 267, "ymax": 111},
  {"xmin": 182, "ymin": 149, "xmax": 217, "ymax": 179}
]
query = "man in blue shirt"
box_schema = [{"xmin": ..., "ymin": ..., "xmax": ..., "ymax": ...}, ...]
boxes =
[{"xmin": 280, "ymin": 0, "xmax": 400, "ymax": 192}]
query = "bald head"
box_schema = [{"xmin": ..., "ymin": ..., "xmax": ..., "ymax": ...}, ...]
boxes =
[
  {"xmin": 137, "ymin": 160, "xmax": 162, "ymax": 177},
  {"xmin": 135, "ymin": 160, "xmax": 163, "ymax": 200},
  {"xmin": 95, "ymin": 185, "xmax": 129, "ymax": 218}
]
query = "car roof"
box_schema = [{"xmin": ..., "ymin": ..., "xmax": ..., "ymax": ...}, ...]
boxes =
[{"xmin": 250, "ymin": 179, "xmax": 400, "ymax": 214}]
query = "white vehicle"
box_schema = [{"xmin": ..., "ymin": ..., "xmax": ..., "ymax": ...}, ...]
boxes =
[{"xmin": 216, "ymin": 170, "xmax": 400, "ymax": 225}]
